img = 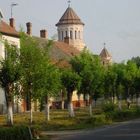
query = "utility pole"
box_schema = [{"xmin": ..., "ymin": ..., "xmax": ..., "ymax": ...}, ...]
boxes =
[{"xmin": 11, "ymin": 3, "xmax": 18, "ymax": 18}]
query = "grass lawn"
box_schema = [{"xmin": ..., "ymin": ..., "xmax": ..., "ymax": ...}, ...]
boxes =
[
  {"xmin": 0, "ymin": 106, "xmax": 140, "ymax": 140},
  {"xmin": 0, "ymin": 107, "xmax": 110, "ymax": 131}
]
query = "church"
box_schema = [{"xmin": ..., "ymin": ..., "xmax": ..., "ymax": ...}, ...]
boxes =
[{"xmin": 0, "ymin": 4, "xmax": 112, "ymax": 112}]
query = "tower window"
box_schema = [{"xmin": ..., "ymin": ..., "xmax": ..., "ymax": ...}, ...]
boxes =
[
  {"xmin": 70, "ymin": 31, "xmax": 73, "ymax": 39},
  {"xmin": 75, "ymin": 31, "xmax": 77, "ymax": 39},
  {"xmin": 65, "ymin": 31, "xmax": 68, "ymax": 37},
  {"xmin": 78, "ymin": 31, "xmax": 80, "ymax": 39},
  {"xmin": 61, "ymin": 31, "xmax": 64, "ymax": 40}
]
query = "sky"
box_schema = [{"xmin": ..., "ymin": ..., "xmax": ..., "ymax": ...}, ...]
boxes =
[{"xmin": 1, "ymin": 0, "xmax": 140, "ymax": 62}]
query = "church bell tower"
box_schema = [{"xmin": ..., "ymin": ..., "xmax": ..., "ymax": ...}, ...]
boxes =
[{"xmin": 56, "ymin": 2, "xmax": 85, "ymax": 51}]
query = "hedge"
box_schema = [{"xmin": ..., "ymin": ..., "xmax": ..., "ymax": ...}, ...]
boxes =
[{"xmin": 0, "ymin": 126, "xmax": 32, "ymax": 140}]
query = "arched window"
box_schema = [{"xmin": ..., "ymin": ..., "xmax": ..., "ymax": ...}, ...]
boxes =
[
  {"xmin": 70, "ymin": 31, "xmax": 73, "ymax": 39},
  {"xmin": 75, "ymin": 31, "xmax": 77, "ymax": 39},
  {"xmin": 78, "ymin": 31, "xmax": 80, "ymax": 39},
  {"xmin": 58, "ymin": 31, "xmax": 61, "ymax": 40},
  {"xmin": 61, "ymin": 31, "xmax": 64, "ymax": 40},
  {"xmin": 65, "ymin": 31, "xmax": 68, "ymax": 37}
]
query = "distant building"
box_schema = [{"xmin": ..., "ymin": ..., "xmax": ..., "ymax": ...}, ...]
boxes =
[
  {"xmin": 56, "ymin": 5, "xmax": 85, "ymax": 51},
  {"xmin": 100, "ymin": 44, "xmax": 112, "ymax": 65}
]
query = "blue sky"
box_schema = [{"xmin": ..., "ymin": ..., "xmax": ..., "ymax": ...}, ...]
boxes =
[{"xmin": 1, "ymin": 0, "xmax": 140, "ymax": 62}]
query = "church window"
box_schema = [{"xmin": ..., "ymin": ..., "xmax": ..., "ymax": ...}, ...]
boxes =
[
  {"xmin": 65, "ymin": 31, "xmax": 68, "ymax": 37},
  {"xmin": 78, "ymin": 31, "xmax": 80, "ymax": 39},
  {"xmin": 61, "ymin": 31, "xmax": 64, "ymax": 40},
  {"xmin": 70, "ymin": 31, "xmax": 73, "ymax": 39},
  {"xmin": 75, "ymin": 31, "xmax": 77, "ymax": 39}
]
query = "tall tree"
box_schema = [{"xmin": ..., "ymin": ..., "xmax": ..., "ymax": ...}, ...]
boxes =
[
  {"xmin": 35, "ymin": 59, "xmax": 61, "ymax": 121},
  {"xmin": 0, "ymin": 42, "xmax": 21, "ymax": 125},
  {"xmin": 71, "ymin": 50, "xmax": 104, "ymax": 116},
  {"xmin": 61, "ymin": 69, "xmax": 81, "ymax": 117},
  {"xmin": 20, "ymin": 33, "xmax": 46, "ymax": 123}
]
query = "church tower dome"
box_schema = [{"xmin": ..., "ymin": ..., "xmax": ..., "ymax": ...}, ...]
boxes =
[{"xmin": 56, "ymin": 4, "xmax": 85, "ymax": 51}]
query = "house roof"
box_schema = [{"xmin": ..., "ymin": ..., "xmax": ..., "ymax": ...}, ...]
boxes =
[
  {"xmin": 100, "ymin": 47, "xmax": 112, "ymax": 58},
  {"xmin": 33, "ymin": 36, "xmax": 80, "ymax": 68},
  {"xmin": 56, "ymin": 7, "xmax": 84, "ymax": 26},
  {"xmin": 0, "ymin": 20, "xmax": 19, "ymax": 37}
]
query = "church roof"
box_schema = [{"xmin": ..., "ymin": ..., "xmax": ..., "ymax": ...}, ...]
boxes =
[
  {"xmin": 56, "ymin": 7, "xmax": 84, "ymax": 26},
  {"xmin": 33, "ymin": 36, "xmax": 80, "ymax": 68},
  {"xmin": 100, "ymin": 47, "xmax": 112, "ymax": 58},
  {"xmin": 0, "ymin": 20, "xmax": 19, "ymax": 37}
]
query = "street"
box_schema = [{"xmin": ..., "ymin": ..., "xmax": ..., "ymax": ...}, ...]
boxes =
[{"xmin": 51, "ymin": 119, "xmax": 140, "ymax": 140}]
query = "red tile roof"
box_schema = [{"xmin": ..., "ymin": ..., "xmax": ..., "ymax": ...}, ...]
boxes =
[
  {"xmin": 0, "ymin": 20, "xmax": 19, "ymax": 37},
  {"xmin": 53, "ymin": 41, "xmax": 80, "ymax": 57}
]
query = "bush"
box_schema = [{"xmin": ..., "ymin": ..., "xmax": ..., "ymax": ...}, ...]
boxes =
[
  {"xmin": 102, "ymin": 102, "xmax": 116, "ymax": 113},
  {"xmin": 105, "ymin": 108, "xmax": 140, "ymax": 121},
  {"xmin": 0, "ymin": 126, "xmax": 31, "ymax": 140}
]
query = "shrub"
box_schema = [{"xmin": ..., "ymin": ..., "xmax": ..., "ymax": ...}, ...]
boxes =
[
  {"xmin": 0, "ymin": 126, "xmax": 31, "ymax": 140},
  {"xmin": 102, "ymin": 102, "xmax": 116, "ymax": 113}
]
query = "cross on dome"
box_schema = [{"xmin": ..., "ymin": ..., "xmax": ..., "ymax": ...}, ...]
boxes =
[{"xmin": 68, "ymin": 0, "xmax": 71, "ymax": 7}]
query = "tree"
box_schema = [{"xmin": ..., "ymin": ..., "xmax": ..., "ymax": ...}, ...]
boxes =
[
  {"xmin": 71, "ymin": 50, "xmax": 104, "ymax": 116},
  {"xmin": 20, "ymin": 33, "xmax": 47, "ymax": 123},
  {"xmin": 131, "ymin": 56, "xmax": 140, "ymax": 68},
  {"xmin": 123, "ymin": 61, "xmax": 138, "ymax": 103},
  {"xmin": 0, "ymin": 42, "xmax": 21, "ymax": 125},
  {"xmin": 61, "ymin": 69, "xmax": 81, "ymax": 117},
  {"xmin": 35, "ymin": 58, "xmax": 61, "ymax": 121}
]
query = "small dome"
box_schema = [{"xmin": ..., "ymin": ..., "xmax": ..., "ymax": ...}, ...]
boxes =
[
  {"xmin": 100, "ymin": 47, "xmax": 112, "ymax": 58},
  {"xmin": 56, "ymin": 7, "xmax": 84, "ymax": 26}
]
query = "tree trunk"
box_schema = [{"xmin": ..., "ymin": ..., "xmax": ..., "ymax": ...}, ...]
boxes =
[
  {"xmin": 89, "ymin": 96, "xmax": 93, "ymax": 117},
  {"xmin": 126, "ymin": 88, "xmax": 131, "ymax": 109},
  {"xmin": 7, "ymin": 101, "xmax": 13, "ymax": 126},
  {"xmin": 5, "ymin": 86, "xmax": 14, "ymax": 126},
  {"xmin": 61, "ymin": 90, "xmax": 65, "ymax": 110},
  {"xmin": 118, "ymin": 99, "xmax": 122, "ymax": 111},
  {"xmin": 67, "ymin": 92, "xmax": 75, "ymax": 117},
  {"xmin": 45, "ymin": 95, "xmax": 50, "ymax": 121},
  {"xmin": 117, "ymin": 95, "xmax": 122, "ymax": 110},
  {"xmin": 29, "ymin": 91, "xmax": 33, "ymax": 124}
]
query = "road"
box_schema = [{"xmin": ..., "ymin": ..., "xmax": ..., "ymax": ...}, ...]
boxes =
[{"xmin": 50, "ymin": 119, "xmax": 140, "ymax": 140}]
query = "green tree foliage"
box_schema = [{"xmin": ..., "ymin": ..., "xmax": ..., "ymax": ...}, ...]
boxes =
[
  {"xmin": 131, "ymin": 56, "xmax": 140, "ymax": 68},
  {"xmin": 0, "ymin": 42, "xmax": 21, "ymax": 125},
  {"xmin": 61, "ymin": 69, "xmax": 81, "ymax": 117},
  {"xmin": 20, "ymin": 32, "xmax": 61, "ymax": 122},
  {"xmin": 71, "ymin": 50, "xmax": 104, "ymax": 116}
]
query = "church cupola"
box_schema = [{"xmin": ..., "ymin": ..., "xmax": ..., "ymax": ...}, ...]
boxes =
[
  {"xmin": 56, "ymin": 3, "xmax": 85, "ymax": 51},
  {"xmin": 100, "ymin": 43, "xmax": 112, "ymax": 65}
]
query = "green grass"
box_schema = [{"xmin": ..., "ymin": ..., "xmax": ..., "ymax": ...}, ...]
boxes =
[{"xmin": 0, "ymin": 106, "xmax": 140, "ymax": 133}]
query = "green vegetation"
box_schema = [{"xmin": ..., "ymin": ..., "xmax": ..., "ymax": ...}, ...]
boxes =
[{"xmin": 0, "ymin": 126, "xmax": 31, "ymax": 140}]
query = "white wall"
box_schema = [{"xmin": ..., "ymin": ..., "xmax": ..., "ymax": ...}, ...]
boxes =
[{"xmin": 57, "ymin": 24, "xmax": 85, "ymax": 51}]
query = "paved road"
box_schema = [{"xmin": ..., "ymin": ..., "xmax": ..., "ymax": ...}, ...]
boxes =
[{"xmin": 50, "ymin": 119, "xmax": 140, "ymax": 140}]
